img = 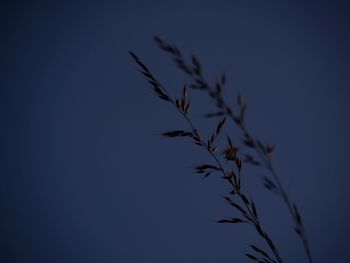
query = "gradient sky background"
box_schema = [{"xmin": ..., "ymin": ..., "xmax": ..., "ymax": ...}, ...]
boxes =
[{"xmin": 1, "ymin": 0, "xmax": 350, "ymax": 262}]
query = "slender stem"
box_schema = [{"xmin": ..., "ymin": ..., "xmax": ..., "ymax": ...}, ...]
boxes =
[
  {"xmin": 240, "ymin": 125, "xmax": 312, "ymax": 263},
  {"xmin": 190, "ymin": 72, "xmax": 312, "ymax": 262},
  {"xmin": 186, "ymin": 65, "xmax": 312, "ymax": 262},
  {"xmin": 230, "ymin": 110, "xmax": 313, "ymax": 263},
  {"xmin": 130, "ymin": 50, "xmax": 286, "ymax": 263},
  {"xmin": 152, "ymin": 39, "xmax": 312, "ymax": 262},
  {"xmin": 165, "ymin": 96, "xmax": 283, "ymax": 263}
]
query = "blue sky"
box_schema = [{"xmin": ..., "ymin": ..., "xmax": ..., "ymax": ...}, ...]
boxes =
[{"xmin": 1, "ymin": 1, "xmax": 350, "ymax": 262}]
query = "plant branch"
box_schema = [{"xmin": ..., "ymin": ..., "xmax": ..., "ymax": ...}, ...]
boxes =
[
  {"xmin": 129, "ymin": 51, "xmax": 284, "ymax": 262},
  {"xmin": 151, "ymin": 37, "xmax": 313, "ymax": 263}
]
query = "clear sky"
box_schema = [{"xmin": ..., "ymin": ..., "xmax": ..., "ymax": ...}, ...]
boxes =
[{"xmin": 1, "ymin": 0, "xmax": 350, "ymax": 262}]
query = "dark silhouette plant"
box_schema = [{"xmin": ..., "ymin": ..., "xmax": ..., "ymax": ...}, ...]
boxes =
[{"xmin": 129, "ymin": 36, "xmax": 313, "ymax": 263}]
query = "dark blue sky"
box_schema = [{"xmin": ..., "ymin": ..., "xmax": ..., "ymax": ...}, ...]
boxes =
[{"xmin": 1, "ymin": 1, "xmax": 350, "ymax": 262}]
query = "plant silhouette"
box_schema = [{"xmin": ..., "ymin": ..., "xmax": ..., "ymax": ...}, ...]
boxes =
[{"xmin": 129, "ymin": 37, "xmax": 313, "ymax": 263}]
